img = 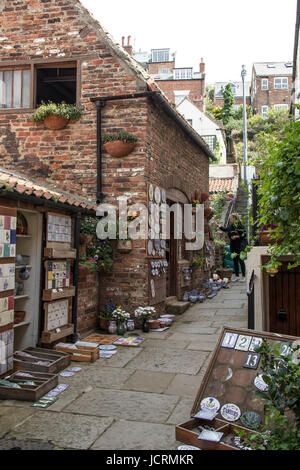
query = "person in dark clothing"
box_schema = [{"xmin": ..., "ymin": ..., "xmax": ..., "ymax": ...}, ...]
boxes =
[{"xmin": 219, "ymin": 213, "xmax": 247, "ymax": 282}]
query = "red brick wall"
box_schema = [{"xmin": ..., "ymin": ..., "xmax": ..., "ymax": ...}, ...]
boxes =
[
  {"xmin": 251, "ymin": 75, "xmax": 292, "ymax": 115},
  {"xmin": 215, "ymin": 96, "xmax": 251, "ymax": 108},
  {"xmin": 148, "ymin": 61, "xmax": 175, "ymax": 75},
  {"xmin": 77, "ymin": 265, "xmax": 100, "ymax": 335},
  {"xmin": 157, "ymin": 79, "xmax": 205, "ymax": 110}
]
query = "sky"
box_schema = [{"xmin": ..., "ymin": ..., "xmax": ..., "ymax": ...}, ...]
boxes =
[{"xmin": 81, "ymin": 0, "xmax": 298, "ymax": 85}]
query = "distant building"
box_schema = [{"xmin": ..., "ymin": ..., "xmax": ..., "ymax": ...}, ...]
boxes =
[
  {"xmin": 214, "ymin": 81, "xmax": 251, "ymax": 110},
  {"xmin": 133, "ymin": 48, "xmax": 206, "ymax": 111},
  {"xmin": 250, "ymin": 62, "xmax": 293, "ymax": 117},
  {"xmin": 292, "ymin": 0, "xmax": 300, "ymax": 119},
  {"xmin": 177, "ymin": 98, "xmax": 227, "ymax": 163}
]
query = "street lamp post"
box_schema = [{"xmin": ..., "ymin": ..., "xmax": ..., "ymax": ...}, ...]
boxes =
[{"xmin": 241, "ymin": 65, "xmax": 248, "ymax": 184}]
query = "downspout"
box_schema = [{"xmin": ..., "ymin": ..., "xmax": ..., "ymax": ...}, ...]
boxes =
[
  {"xmin": 96, "ymin": 100, "xmax": 104, "ymax": 203},
  {"xmin": 70, "ymin": 211, "xmax": 81, "ymax": 343}
]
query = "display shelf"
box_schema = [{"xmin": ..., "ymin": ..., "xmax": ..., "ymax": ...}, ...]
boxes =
[
  {"xmin": 16, "ymin": 235, "xmax": 32, "ymax": 239},
  {"xmin": 14, "ymin": 294, "xmax": 29, "ymax": 300},
  {"xmin": 13, "ymin": 321, "xmax": 30, "ymax": 329},
  {"xmin": 15, "ymin": 265, "xmax": 32, "ymax": 270}
]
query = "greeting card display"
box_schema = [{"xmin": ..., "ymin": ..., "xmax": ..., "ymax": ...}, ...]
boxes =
[
  {"xmin": 0, "ymin": 215, "xmax": 16, "ymax": 259},
  {"xmin": 176, "ymin": 327, "xmax": 299, "ymax": 450},
  {"xmin": 47, "ymin": 214, "xmax": 71, "ymax": 244},
  {"xmin": 45, "ymin": 261, "xmax": 71, "ymax": 289},
  {"xmin": 44, "ymin": 299, "xmax": 69, "ymax": 331}
]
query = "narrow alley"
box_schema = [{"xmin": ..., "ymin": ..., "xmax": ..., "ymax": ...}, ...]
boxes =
[{"xmin": 0, "ymin": 283, "xmax": 247, "ymax": 450}]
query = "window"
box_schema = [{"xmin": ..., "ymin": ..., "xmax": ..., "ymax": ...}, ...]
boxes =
[
  {"xmin": 158, "ymin": 68, "xmax": 170, "ymax": 74},
  {"xmin": 151, "ymin": 49, "xmax": 170, "ymax": 63},
  {"xmin": 274, "ymin": 77, "xmax": 288, "ymax": 89},
  {"xmin": 174, "ymin": 68, "xmax": 193, "ymax": 80},
  {"xmin": 187, "ymin": 119, "xmax": 193, "ymax": 126},
  {"xmin": 0, "ymin": 69, "xmax": 31, "ymax": 109},
  {"xmin": 36, "ymin": 63, "xmax": 77, "ymax": 105},
  {"xmin": 0, "ymin": 60, "xmax": 78, "ymax": 111},
  {"xmin": 274, "ymin": 104, "xmax": 288, "ymax": 110},
  {"xmin": 231, "ymin": 84, "xmax": 237, "ymax": 96},
  {"xmin": 201, "ymin": 135, "xmax": 217, "ymax": 151},
  {"xmin": 261, "ymin": 79, "xmax": 268, "ymax": 90},
  {"xmin": 261, "ymin": 105, "xmax": 268, "ymax": 118}
]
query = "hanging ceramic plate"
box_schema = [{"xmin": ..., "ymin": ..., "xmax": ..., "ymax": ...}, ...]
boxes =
[
  {"xmin": 220, "ymin": 403, "xmax": 241, "ymax": 422},
  {"xmin": 254, "ymin": 374, "xmax": 269, "ymax": 391},
  {"xmin": 200, "ymin": 397, "xmax": 220, "ymax": 413},
  {"xmin": 100, "ymin": 345, "xmax": 117, "ymax": 351},
  {"xmin": 154, "ymin": 239, "xmax": 160, "ymax": 251},
  {"xmin": 161, "ymin": 189, "xmax": 166, "ymax": 203},
  {"xmin": 149, "ymin": 184, "xmax": 154, "ymax": 201},
  {"xmin": 154, "ymin": 186, "xmax": 161, "ymax": 204},
  {"xmin": 148, "ymin": 239, "xmax": 153, "ymax": 255},
  {"xmin": 149, "ymin": 201, "xmax": 154, "ymax": 213},
  {"xmin": 161, "ymin": 240, "xmax": 165, "ymax": 249},
  {"xmin": 150, "ymin": 279, "xmax": 155, "ymax": 298},
  {"xmin": 152, "ymin": 249, "xmax": 155, "ymax": 256},
  {"xmin": 240, "ymin": 411, "xmax": 261, "ymax": 430}
]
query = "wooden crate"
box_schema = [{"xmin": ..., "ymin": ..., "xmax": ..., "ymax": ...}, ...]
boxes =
[
  {"xmin": 0, "ymin": 370, "xmax": 58, "ymax": 402},
  {"xmin": 44, "ymin": 247, "xmax": 76, "ymax": 259},
  {"xmin": 14, "ymin": 347, "xmax": 71, "ymax": 374},
  {"xmin": 55, "ymin": 344, "xmax": 98, "ymax": 362},
  {"xmin": 41, "ymin": 324, "xmax": 74, "ymax": 344},
  {"xmin": 83, "ymin": 334, "xmax": 120, "ymax": 345},
  {"xmin": 176, "ymin": 326, "xmax": 299, "ymax": 450}
]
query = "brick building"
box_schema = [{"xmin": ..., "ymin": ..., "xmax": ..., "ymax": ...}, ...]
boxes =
[
  {"xmin": 214, "ymin": 81, "xmax": 251, "ymax": 110},
  {"xmin": 134, "ymin": 48, "xmax": 206, "ymax": 111},
  {"xmin": 0, "ymin": 0, "xmax": 214, "ymax": 348},
  {"xmin": 250, "ymin": 62, "xmax": 293, "ymax": 117}
]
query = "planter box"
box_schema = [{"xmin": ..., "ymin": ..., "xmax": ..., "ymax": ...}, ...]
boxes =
[
  {"xmin": 0, "ymin": 371, "xmax": 58, "ymax": 402},
  {"xmin": 44, "ymin": 115, "xmax": 69, "ymax": 130},
  {"xmin": 14, "ymin": 347, "xmax": 70, "ymax": 374},
  {"xmin": 42, "ymin": 286, "xmax": 75, "ymax": 301},
  {"xmin": 41, "ymin": 324, "xmax": 74, "ymax": 344}
]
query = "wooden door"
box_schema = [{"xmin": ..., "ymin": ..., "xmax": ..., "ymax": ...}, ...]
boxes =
[{"xmin": 269, "ymin": 263, "xmax": 300, "ymax": 336}]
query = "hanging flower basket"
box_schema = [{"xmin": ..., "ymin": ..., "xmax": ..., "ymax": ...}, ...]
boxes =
[
  {"xmin": 103, "ymin": 140, "xmax": 136, "ymax": 157},
  {"xmin": 44, "ymin": 114, "xmax": 69, "ymax": 130},
  {"xmin": 258, "ymin": 230, "xmax": 283, "ymax": 246}
]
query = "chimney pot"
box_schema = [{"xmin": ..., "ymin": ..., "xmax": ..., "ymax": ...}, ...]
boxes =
[
  {"xmin": 122, "ymin": 36, "xmax": 125, "ymax": 46},
  {"xmin": 127, "ymin": 35, "xmax": 131, "ymax": 45}
]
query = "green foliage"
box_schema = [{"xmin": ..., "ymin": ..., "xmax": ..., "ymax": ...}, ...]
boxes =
[
  {"xmin": 211, "ymin": 192, "xmax": 228, "ymax": 225},
  {"xmin": 80, "ymin": 217, "xmax": 98, "ymax": 235},
  {"xmin": 236, "ymin": 340, "xmax": 300, "ymax": 450},
  {"xmin": 256, "ymin": 119, "xmax": 300, "ymax": 268},
  {"xmin": 221, "ymin": 83, "xmax": 235, "ymax": 125},
  {"xmin": 32, "ymin": 101, "xmax": 82, "ymax": 122},
  {"xmin": 192, "ymin": 251, "xmax": 205, "ymax": 267},
  {"xmin": 103, "ymin": 130, "xmax": 137, "ymax": 144},
  {"xmin": 233, "ymin": 105, "xmax": 253, "ymax": 120}
]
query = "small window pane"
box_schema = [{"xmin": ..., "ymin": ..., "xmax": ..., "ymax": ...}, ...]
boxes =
[
  {"xmin": 3, "ymin": 71, "xmax": 12, "ymax": 108},
  {"xmin": 22, "ymin": 70, "xmax": 31, "ymax": 108},
  {"xmin": 13, "ymin": 70, "xmax": 22, "ymax": 108}
]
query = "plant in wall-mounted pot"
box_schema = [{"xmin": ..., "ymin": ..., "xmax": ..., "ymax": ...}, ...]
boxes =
[
  {"xmin": 32, "ymin": 101, "xmax": 82, "ymax": 130},
  {"xmin": 103, "ymin": 130, "xmax": 137, "ymax": 157}
]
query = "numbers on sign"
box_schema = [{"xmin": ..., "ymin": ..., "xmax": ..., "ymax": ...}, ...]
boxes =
[
  {"xmin": 280, "ymin": 343, "xmax": 292, "ymax": 357},
  {"xmin": 243, "ymin": 352, "xmax": 261, "ymax": 370}
]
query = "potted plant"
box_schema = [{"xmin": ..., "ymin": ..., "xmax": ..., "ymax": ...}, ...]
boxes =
[
  {"xmin": 32, "ymin": 101, "xmax": 82, "ymax": 130},
  {"xmin": 103, "ymin": 130, "xmax": 137, "ymax": 157},
  {"xmin": 99, "ymin": 300, "xmax": 117, "ymax": 331},
  {"xmin": 257, "ymin": 224, "xmax": 282, "ymax": 246},
  {"xmin": 134, "ymin": 306, "xmax": 156, "ymax": 332},
  {"xmin": 111, "ymin": 306, "xmax": 131, "ymax": 335}
]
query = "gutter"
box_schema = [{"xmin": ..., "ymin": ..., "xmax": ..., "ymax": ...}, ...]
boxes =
[{"xmin": 91, "ymin": 90, "xmax": 216, "ymax": 202}]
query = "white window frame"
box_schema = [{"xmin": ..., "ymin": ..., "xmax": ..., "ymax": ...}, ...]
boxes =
[
  {"xmin": 274, "ymin": 77, "xmax": 288, "ymax": 89},
  {"xmin": 151, "ymin": 49, "xmax": 170, "ymax": 63},
  {"xmin": 174, "ymin": 68, "xmax": 193, "ymax": 80},
  {"xmin": 274, "ymin": 104, "xmax": 288, "ymax": 110},
  {"xmin": 261, "ymin": 79, "xmax": 268, "ymax": 90},
  {"xmin": 261, "ymin": 105, "xmax": 268, "ymax": 118}
]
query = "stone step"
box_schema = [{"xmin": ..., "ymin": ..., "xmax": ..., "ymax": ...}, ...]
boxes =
[
  {"xmin": 165, "ymin": 296, "xmax": 177, "ymax": 304},
  {"xmin": 165, "ymin": 301, "xmax": 190, "ymax": 315}
]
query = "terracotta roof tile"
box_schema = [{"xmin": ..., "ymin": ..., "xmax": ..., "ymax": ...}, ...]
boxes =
[
  {"xmin": 0, "ymin": 167, "xmax": 96, "ymax": 212},
  {"xmin": 209, "ymin": 177, "xmax": 234, "ymax": 193}
]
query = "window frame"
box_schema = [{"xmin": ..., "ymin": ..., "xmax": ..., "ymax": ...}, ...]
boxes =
[
  {"xmin": 174, "ymin": 68, "xmax": 193, "ymax": 80},
  {"xmin": 151, "ymin": 49, "xmax": 170, "ymax": 63},
  {"xmin": 273, "ymin": 77, "xmax": 288, "ymax": 90},
  {"xmin": 261, "ymin": 78, "xmax": 269, "ymax": 90},
  {"xmin": 0, "ymin": 57, "xmax": 82, "ymax": 113},
  {"xmin": 274, "ymin": 103, "xmax": 288, "ymax": 110},
  {"xmin": 261, "ymin": 105, "xmax": 268, "ymax": 118}
]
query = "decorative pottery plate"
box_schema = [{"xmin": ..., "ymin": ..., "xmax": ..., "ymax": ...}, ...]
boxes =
[
  {"xmin": 240, "ymin": 411, "xmax": 261, "ymax": 430},
  {"xmin": 161, "ymin": 189, "xmax": 166, "ymax": 203},
  {"xmin": 100, "ymin": 345, "xmax": 117, "ymax": 351},
  {"xmin": 149, "ymin": 184, "xmax": 154, "ymax": 201},
  {"xmin": 160, "ymin": 314, "xmax": 175, "ymax": 319},
  {"xmin": 99, "ymin": 352, "xmax": 114, "ymax": 358},
  {"xmin": 154, "ymin": 239, "xmax": 160, "ymax": 250},
  {"xmin": 160, "ymin": 239, "xmax": 166, "ymax": 249},
  {"xmin": 220, "ymin": 403, "xmax": 241, "ymax": 422},
  {"xmin": 178, "ymin": 445, "xmax": 200, "ymax": 450},
  {"xmin": 254, "ymin": 374, "xmax": 269, "ymax": 391},
  {"xmin": 154, "ymin": 186, "xmax": 161, "ymax": 204},
  {"xmin": 200, "ymin": 397, "xmax": 220, "ymax": 413},
  {"xmin": 148, "ymin": 239, "xmax": 153, "ymax": 255}
]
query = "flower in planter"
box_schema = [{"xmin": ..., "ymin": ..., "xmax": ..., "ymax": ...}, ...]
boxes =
[
  {"xmin": 32, "ymin": 101, "xmax": 82, "ymax": 129},
  {"xmin": 111, "ymin": 306, "xmax": 131, "ymax": 324},
  {"xmin": 192, "ymin": 199, "xmax": 201, "ymax": 208},
  {"xmin": 100, "ymin": 300, "xmax": 117, "ymax": 319},
  {"xmin": 134, "ymin": 306, "xmax": 156, "ymax": 320}
]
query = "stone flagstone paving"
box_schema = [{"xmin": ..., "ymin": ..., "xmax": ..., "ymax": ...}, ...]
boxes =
[{"xmin": 0, "ymin": 283, "xmax": 247, "ymax": 450}]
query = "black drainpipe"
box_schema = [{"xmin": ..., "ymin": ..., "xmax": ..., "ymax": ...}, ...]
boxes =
[
  {"xmin": 70, "ymin": 211, "xmax": 81, "ymax": 343},
  {"xmin": 96, "ymin": 100, "xmax": 104, "ymax": 204}
]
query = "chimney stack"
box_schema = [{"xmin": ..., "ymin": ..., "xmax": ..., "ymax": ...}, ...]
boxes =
[
  {"xmin": 123, "ymin": 35, "xmax": 133, "ymax": 56},
  {"xmin": 200, "ymin": 58, "xmax": 205, "ymax": 74}
]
